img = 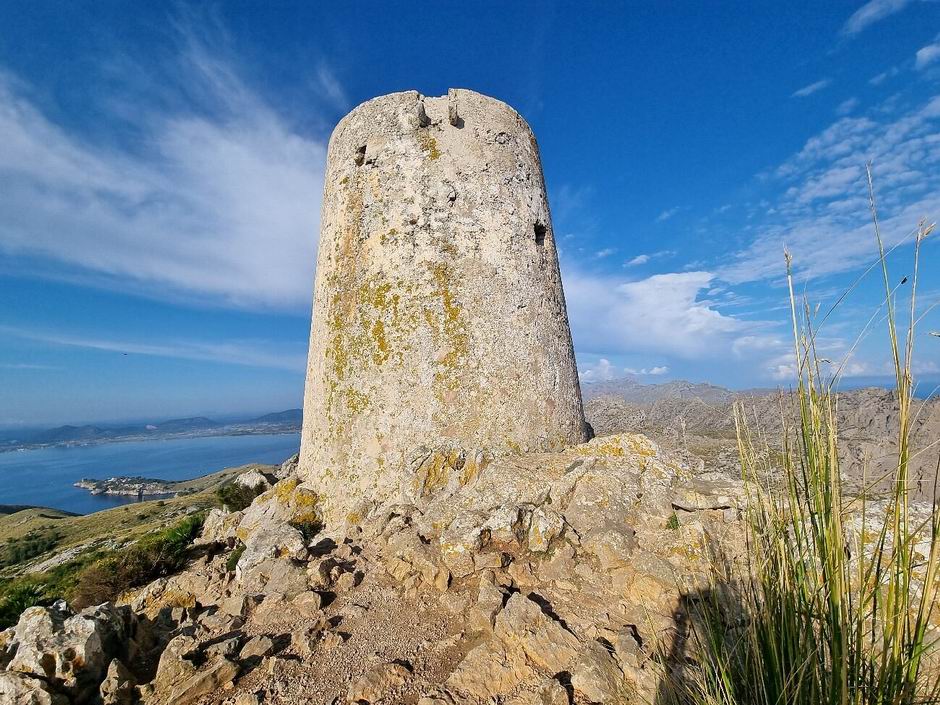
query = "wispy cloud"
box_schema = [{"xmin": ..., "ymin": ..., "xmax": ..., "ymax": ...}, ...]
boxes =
[
  {"xmin": 594, "ymin": 247, "xmax": 616, "ymax": 259},
  {"xmin": 0, "ymin": 363, "xmax": 61, "ymax": 371},
  {"xmin": 915, "ymin": 39, "xmax": 940, "ymax": 70},
  {"xmin": 720, "ymin": 94, "xmax": 940, "ymax": 284},
  {"xmin": 792, "ymin": 79, "xmax": 831, "ymax": 98},
  {"xmin": 836, "ymin": 97, "xmax": 860, "ymax": 115},
  {"xmin": 841, "ymin": 0, "xmax": 914, "ymax": 35},
  {"xmin": 624, "ymin": 249, "xmax": 674, "ymax": 267},
  {"xmin": 0, "ymin": 325, "xmax": 305, "ymax": 372},
  {"xmin": 315, "ymin": 63, "xmax": 351, "ymax": 112},
  {"xmin": 656, "ymin": 207, "xmax": 680, "ymax": 222},
  {"xmin": 0, "ymin": 27, "xmax": 331, "ymax": 311},
  {"xmin": 870, "ymin": 66, "xmax": 902, "ymax": 85}
]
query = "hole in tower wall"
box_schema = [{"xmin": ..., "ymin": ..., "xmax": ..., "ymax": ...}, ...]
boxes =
[
  {"xmin": 534, "ymin": 223, "xmax": 547, "ymax": 247},
  {"xmin": 354, "ymin": 145, "xmax": 366, "ymax": 167}
]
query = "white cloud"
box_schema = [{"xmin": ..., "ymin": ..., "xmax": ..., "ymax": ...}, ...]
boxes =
[
  {"xmin": 656, "ymin": 207, "xmax": 680, "ymax": 222},
  {"xmin": 792, "ymin": 79, "xmax": 831, "ymax": 98},
  {"xmin": 565, "ymin": 269, "xmax": 747, "ymax": 359},
  {"xmin": 0, "ymin": 325, "xmax": 305, "ymax": 372},
  {"xmin": 625, "ymin": 254, "xmax": 650, "ymax": 267},
  {"xmin": 0, "ymin": 363, "xmax": 61, "ymax": 371},
  {"xmin": 842, "ymin": 0, "xmax": 913, "ymax": 35},
  {"xmin": 594, "ymin": 248, "xmax": 616, "ymax": 259},
  {"xmin": 624, "ymin": 249, "xmax": 674, "ymax": 267},
  {"xmin": 915, "ymin": 41, "xmax": 940, "ymax": 70},
  {"xmin": 624, "ymin": 365, "xmax": 669, "ymax": 376},
  {"xmin": 579, "ymin": 358, "xmax": 617, "ymax": 382},
  {"xmin": 0, "ymin": 38, "xmax": 329, "ymax": 311}
]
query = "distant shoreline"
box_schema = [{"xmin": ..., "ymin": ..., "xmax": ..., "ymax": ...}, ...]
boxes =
[{"xmin": 0, "ymin": 426, "xmax": 300, "ymax": 455}]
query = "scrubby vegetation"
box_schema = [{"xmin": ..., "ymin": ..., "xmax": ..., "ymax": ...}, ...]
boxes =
[
  {"xmin": 215, "ymin": 480, "xmax": 267, "ymax": 512},
  {"xmin": 0, "ymin": 513, "xmax": 205, "ymax": 625},
  {"xmin": 662, "ymin": 174, "xmax": 940, "ymax": 704},
  {"xmin": 1, "ymin": 528, "xmax": 62, "ymax": 567}
]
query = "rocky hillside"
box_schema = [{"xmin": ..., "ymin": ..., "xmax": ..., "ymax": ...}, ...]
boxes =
[
  {"xmin": 584, "ymin": 380, "xmax": 940, "ymax": 500},
  {"xmin": 0, "ymin": 435, "xmax": 748, "ymax": 705}
]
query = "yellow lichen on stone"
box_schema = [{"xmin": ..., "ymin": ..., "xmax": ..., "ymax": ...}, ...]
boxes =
[{"xmin": 418, "ymin": 130, "xmax": 441, "ymax": 160}]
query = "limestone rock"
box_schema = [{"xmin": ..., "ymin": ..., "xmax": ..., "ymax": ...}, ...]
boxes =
[
  {"xmin": 197, "ymin": 508, "xmax": 244, "ymax": 546},
  {"xmin": 292, "ymin": 590, "xmax": 323, "ymax": 612},
  {"xmin": 570, "ymin": 640, "xmax": 629, "ymax": 703},
  {"xmin": 153, "ymin": 634, "xmax": 200, "ymax": 692},
  {"xmin": 467, "ymin": 579, "xmax": 504, "ymax": 633},
  {"xmin": 0, "ymin": 626, "xmax": 16, "ymax": 669},
  {"xmin": 275, "ymin": 453, "xmax": 299, "ymax": 481},
  {"xmin": 239, "ymin": 635, "xmax": 275, "ymax": 661},
  {"xmin": 237, "ymin": 477, "xmax": 321, "ymax": 543},
  {"xmin": 347, "ymin": 661, "xmax": 412, "ymax": 703},
  {"xmin": 0, "ymin": 671, "xmax": 68, "ymax": 705},
  {"xmin": 234, "ymin": 469, "xmax": 275, "ymax": 492},
  {"xmin": 167, "ymin": 657, "xmax": 240, "ymax": 705},
  {"xmin": 8, "ymin": 603, "xmax": 130, "ymax": 698},
  {"xmin": 494, "ymin": 593, "xmax": 580, "ymax": 673},
  {"xmin": 99, "ymin": 658, "xmax": 137, "ymax": 705}
]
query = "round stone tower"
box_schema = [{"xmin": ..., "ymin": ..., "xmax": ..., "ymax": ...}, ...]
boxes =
[{"xmin": 300, "ymin": 89, "xmax": 588, "ymax": 519}]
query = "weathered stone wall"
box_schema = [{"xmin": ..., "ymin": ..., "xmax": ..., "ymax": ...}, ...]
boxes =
[{"xmin": 300, "ymin": 89, "xmax": 587, "ymax": 518}]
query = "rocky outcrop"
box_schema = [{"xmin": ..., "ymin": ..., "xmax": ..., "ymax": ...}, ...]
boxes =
[{"xmin": 0, "ymin": 433, "xmax": 748, "ymax": 704}]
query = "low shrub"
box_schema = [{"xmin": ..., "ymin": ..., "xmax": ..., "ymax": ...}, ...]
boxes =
[
  {"xmin": 226, "ymin": 543, "xmax": 245, "ymax": 573},
  {"xmin": 70, "ymin": 512, "xmax": 205, "ymax": 609},
  {"xmin": 214, "ymin": 481, "xmax": 267, "ymax": 512}
]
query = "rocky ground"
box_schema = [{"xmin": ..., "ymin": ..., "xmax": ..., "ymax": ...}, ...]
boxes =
[{"xmin": 0, "ymin": 433, "xmax": 748, "ymax": 705}]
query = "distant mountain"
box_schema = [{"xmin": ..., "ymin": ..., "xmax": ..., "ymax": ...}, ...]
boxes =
[
  {"xmin": 582, "ymin": 379, "xmax": 940, "ymax": 501},
  {"xmin": 30, "ymin": 424, "xmax": 136, "ymax": 444},
  {"xmin": 581, "ymin": 378, "xmax": 744, "ymax": 405},
  {"xmin": 2, "ymin": 410, "xmax": 302, "ymax": 452},
  {"xmin": 152, "ymin": 417, "xmax": 221, "ymax": 432},
  {"xmin": 248, "ymin": 409, "xmax": 302, "ymax": 424}
]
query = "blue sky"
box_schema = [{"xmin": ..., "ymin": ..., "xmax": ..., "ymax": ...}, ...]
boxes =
[{"xmin": 1, "ymin": 1, "xmax": 939, "ymax": 426}]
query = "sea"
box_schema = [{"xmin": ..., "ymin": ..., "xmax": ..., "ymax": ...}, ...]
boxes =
[{"xmin": 0, "ymin": 433, "xmax": 300, "ymax": 515}]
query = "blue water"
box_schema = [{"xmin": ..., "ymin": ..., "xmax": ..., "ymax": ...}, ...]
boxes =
[{"xmin": 0, "ymin": 434, "xmax": 300, "ymax": 515}]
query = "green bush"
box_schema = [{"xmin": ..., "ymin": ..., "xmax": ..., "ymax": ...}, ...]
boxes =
[
  {"xmin": 226, "ymin": 543, "xmax": 245, "ymax": 573},
  {"xmin": 70, "ymin": 512, "xmax": 205, "ymax": 609},
  {"xmin": 214, "ymin": 481, "xmax": 267, "ymax": 512},
  {"xmin": 0, "ymin": 529, "xmax": 62, "ymax": 567}
]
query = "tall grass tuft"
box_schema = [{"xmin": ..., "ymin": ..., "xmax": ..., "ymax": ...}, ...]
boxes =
[{"xmin": 663, "ymin": 168, "xmax": 940, "ymax": 705}]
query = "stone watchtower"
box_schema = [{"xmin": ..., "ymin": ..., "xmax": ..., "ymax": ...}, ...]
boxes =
[{"xmin": 300, "ymin": 89, "xmax": 588, "ymax": 519}]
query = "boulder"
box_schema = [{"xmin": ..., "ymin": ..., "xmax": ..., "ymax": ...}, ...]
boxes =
[
  {"xmin": 234, "ymin": 469, "xmax": 275, "ymax": 492},
  {"xmin": 467, "ymin": 579, "xmax": 504, "ymax": 633},
  {"xmin": 239, "ymin": 635, "xmax": 275, "ymax": 661},
  {"xmin": 274, "ymin": 453, "xmax": 299, "ymax": 481},
  {"xmin": 493, "ymin": 594, "xmax": 580, "ymax": 673},
  {"xmin": 347, "ymin": 661, "xmax": 412, "ymax": 703},
  {"xmin": 0, "ymin": 671, "xmax": 68, "ymax": 705},
  {"xmin": 99, "ymin": 658, "xmax": 137, "ymax": 705},
  {"xmin": 196, "ymin": 508, "xmax": 244, "ymax": 546},
  {"xmin": 166, "ymin": 657, "xmax": 240, "ymax": 705},
  {"xmin": 570, "ymin": 641, "xmax": 629, "ymax": 704},
  {"xmin": 8, "ymin": 603, "xmax": 130, "ymax": 699},
  {"xmin": 152, "ymin": 634, "xmax": 200, "ymax": 693}
]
